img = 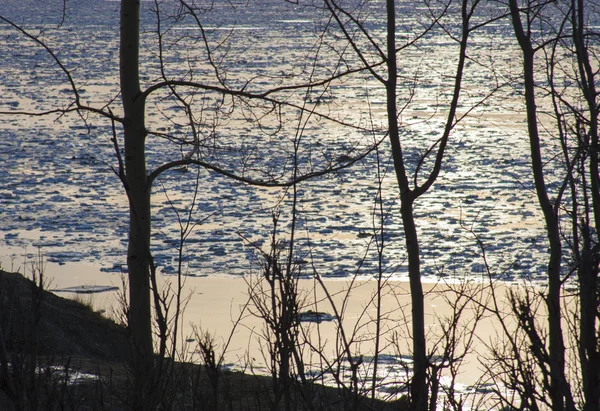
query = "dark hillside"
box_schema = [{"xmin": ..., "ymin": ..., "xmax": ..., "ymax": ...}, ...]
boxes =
[
  {"xmin": 0, "ymin": 269, "xmax": 129, "ymax": 362},
  {"xmin": 0, "ymin": 270, "xmax": 402, "ymax": 410}
]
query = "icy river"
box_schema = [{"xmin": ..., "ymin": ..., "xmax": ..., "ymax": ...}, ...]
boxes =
[{"xmin": 0, "ymin": 0, "xmax": 560, "ymax": 283}]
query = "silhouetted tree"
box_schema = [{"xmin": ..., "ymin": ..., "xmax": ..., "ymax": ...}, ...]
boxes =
[
  {"xmin": 498, "ymin": 0, "xmax": 599, "ymax": 408},
  {"xmin": 306, "ymin": 0, "xmax": 483, "ymax": 408},
  {"xmin": 1, "ymin": 0, "xmax": 374, "ymax": 406}
]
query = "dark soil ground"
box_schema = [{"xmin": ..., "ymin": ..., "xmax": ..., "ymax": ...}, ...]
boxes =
[{"xmin": 0, "ymin": 270, "xmax": 404, "ymax": 410}]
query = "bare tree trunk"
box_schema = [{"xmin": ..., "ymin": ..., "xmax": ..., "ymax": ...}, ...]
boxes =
[
  {"xmin": 120, "ymin": 0, "xmax": 154, "ymax": 407},
  {"xmin": 508, "ymin": 1, "xmax": 570, "ymax": 409},
  {"xmin": 572, "ymin": 0, "xmax": 600, "ymax": 408},
  {"xmin": 401, "ymin": 197, "xmax": 427, "ymax": 410},
  {"xmin": 579, "ymin": 227, "xmax": 598, "ymax": 411},
  {"xmin": 384, "ymin": 1, "xmax": 427, "ymax": 408}
]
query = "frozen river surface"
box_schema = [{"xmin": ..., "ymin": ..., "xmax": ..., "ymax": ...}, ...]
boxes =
[{"xmin": 0, "ymin": 0, "xmax": 555, "ymax": 282}]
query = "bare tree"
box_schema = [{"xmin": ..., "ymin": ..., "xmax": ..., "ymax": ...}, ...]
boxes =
[
  {"xmin": 1, "ymin": 0, "xmax": 378, "ymax": 406},
  {"xmin": 506, "ymin": 0, "xmax": 599, "ymax": 408},
  {"xmin": 507, "ymin": 1, "xmax": 571, "ymax": 408},
  {"xmin": 304, "ymin": 0, "xmax": 483, "ymax": 408}
]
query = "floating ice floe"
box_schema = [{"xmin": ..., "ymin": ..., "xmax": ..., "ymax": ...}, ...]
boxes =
[
  {"xmin": 53, "ymin": 285, "xmax": 119, "ymax": 294},
  {"xmin": 298, "ymin": 310, "xmax": 336, "ymax": 323}
]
